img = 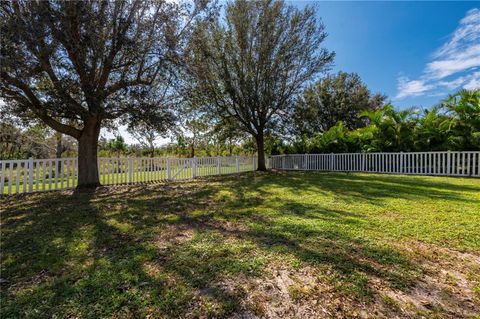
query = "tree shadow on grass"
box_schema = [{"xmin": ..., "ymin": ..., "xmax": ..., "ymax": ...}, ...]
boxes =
[
  {"xmin": 0, "ymin": 187, "xmax": 265, "ymax": 318},
  {"xmin": 162, "ymin": 204, "xmax": 417, "ymax": 296},
  {"xmin": 1, "ymin": 172, "xmax": 477, "ymax": 317},
  {"xmin": 257, "ymin": 171, "xmax": 480, "ymax": 205},
  {"xmin": 107, "ymin": 180, "xmax": 420, "ymax": 297}
]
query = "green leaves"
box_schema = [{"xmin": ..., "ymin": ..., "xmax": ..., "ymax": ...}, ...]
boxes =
[
  {"xmin": 293, "ymin": 72, "xmax": 387, "ymax": 137},
  {"xmin": 291, "ymin": 89, "xmax": 480, "ymax": 153}
]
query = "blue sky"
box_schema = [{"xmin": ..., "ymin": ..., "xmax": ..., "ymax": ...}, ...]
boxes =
[{"xmin": 299, "ymin": 1, "xmax": 480, "ymax": 109}]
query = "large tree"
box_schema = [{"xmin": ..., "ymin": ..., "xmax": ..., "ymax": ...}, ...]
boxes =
[
  {"xmin": 186, "ymin": 0, "xmax": 334, "ymax": 170},
  {"xmin": 293, "ymin": 71, "xmax": 386, "ymax": 137},
  {"xmin": 0, "ymin": 0, "xmax": 209, "ymax": 188}
]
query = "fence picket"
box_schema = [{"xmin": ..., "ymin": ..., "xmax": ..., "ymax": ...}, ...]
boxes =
[
  {"xmin": 0, "ymin": 162, "xmax": 5, "ymax": 193},
  {"xmin": 467, "ymin": 153, "xmax": 470, "ymax": 176},
  {"xmin": 474, "ymin": 153, "xmax": 478, "ymax": 176},
  {"xmin": 22, "ymin": 161, "xmax": 27, "ymax": 193},
  {"xmin": 28, "ymin": 158, "xmax": 34, "ymax": 192},
  {"xmin": 60, "ymin": 160, "xmax": 64, "ymax": 190},
  {"xmin": 15, "ymin": 162, "xmax": 20, "ymax": 194},
  {"xmin": 8, "ymin": 162, "xmax": 13, "ymax": 195}
]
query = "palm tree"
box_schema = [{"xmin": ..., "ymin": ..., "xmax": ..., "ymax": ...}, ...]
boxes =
[
  {"xmin": 360, "ymin": 105, "xmax": 416, "ymax": 151},
  {"xmin": 414, "ymin": 107, "xmax": 452, "ymax": 151},
  {"xmin": 441, "ymin": 89, "xmax": 480, "ymax": 150}
]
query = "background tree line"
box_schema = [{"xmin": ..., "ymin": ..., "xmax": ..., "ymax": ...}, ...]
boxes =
[
  {"xmin": 0, "ymin": 120, "xmax": 76, "ymax": 160},
  {"xmin": 3, "ymin": 70, "xmax": 477, "ymax": 161},
  {"xmin": 281, "ymin": 88, "xmax": 479, "ymax": 154},
  {"xmin": 1, "ymin": 0, "xmax": 478, "ymax": 188}
]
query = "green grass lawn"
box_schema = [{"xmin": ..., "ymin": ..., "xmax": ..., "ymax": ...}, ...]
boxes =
[{"xmin": 1, "ymin": 172, "xmax": 479, "ymax": 318}]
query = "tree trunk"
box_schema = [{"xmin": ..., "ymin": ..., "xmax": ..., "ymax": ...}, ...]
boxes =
[
  {"xmin": 77, "ymin": 117, "xmax": 101, "ymax": 189},
  {"xmin": 56, "ymin": 132, "xmax": 63, "ymax": 158},
  {"xmin": 255, "ymin": 131, "xmax": 267, "ymax": 171},
  {"xmin": 190, "ymin": 143, "xmax": 195, "ymax": 158},
  {"xmin": 149, "ymin": 141, "xmax": 155, "ymax": 158},
  {"xmin": 55, "ymin": 132, "xmax": 63, "ymax": 172}
]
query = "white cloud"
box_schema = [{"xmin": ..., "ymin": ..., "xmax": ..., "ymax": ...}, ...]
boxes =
[
  {"xmin": 438, "ymin": 76, "xmax": 467, "ymax": 90},
  {"xmin": 425, "ymin": 45, "xmax": 480, "ymax": 80},
  {"xmin": 396, "ymin": 8, "xmax": 480, "ymax": 99},
  {"xmin": 464, "ymin": 71, "xmax": 480, "ymax": 90},
  {"xmin": 434, "ymin": 9, "xmax": 480, "ymax": 59},
  {"xmin": 396, "ymin": 77, "xmax": 433, "ymax": 99}
]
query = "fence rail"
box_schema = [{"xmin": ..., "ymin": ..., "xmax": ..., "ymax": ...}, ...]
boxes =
[
  {"xmin": 0, "ymin": 156, "xmax": 257, "ymax": 195},
  {"xmin": 271, "ymin": 151, "xmax": 480, "ymax": 177}
]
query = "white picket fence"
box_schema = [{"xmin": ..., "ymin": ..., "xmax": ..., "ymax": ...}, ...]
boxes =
[
  {"xmin": 0, "ymin": 156, "xmax": 257, "ymax": 195},
  {"xmin": 271, "ymin": 151, "xmax": 480, "ymax": 177},
  {"xmin": 3, "ymin": 151, "xmax": 478, "ymax": 195}
]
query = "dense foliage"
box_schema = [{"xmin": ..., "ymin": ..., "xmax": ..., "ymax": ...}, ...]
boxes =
[
  {"xmin": 292, "ymin": 72, "xmax": 386, "ymax": 137},
  {"xmin": 281, "ymin": 89, "xmax": 480, "ymax": 154}
]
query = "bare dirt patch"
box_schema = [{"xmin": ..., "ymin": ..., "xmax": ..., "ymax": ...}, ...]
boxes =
[
  {"xmin": 154, "ymin": 224, "xmax": 195, "ymax": 250},
  {"xmin": 149, "ymin": 218, "xmax": 479, "ymax": 318},
  {"xmin": 182, "ymin": 240, "xmax": 480, "ymax": 318},
  {"xmin": 369, "ymin": 240, "xmax": 480, "ymax": 319},
  {"xmin": 200, "ymin": 263, "xmax": 375, "ymax": 319}
]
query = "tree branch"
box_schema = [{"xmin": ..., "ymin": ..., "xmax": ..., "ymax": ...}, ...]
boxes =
[{"xmin": 1, "ymin": 72, "xmax": 82, "ymax": 138}]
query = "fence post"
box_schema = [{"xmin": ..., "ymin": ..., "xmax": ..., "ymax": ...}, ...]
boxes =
[
  {"xmin": 28, "ymin": 157, "xmax": 34, "ymax": 193},
  {"xmin": 362, "ymin": 153, "xmax": 366, "ymax": 172},
  {"xmin": 447, "ymin": 150, "xmax": 451, "ymax": 175},
  {"xmin": 192, "ymin": 157, "xmax": 197, "ymax": 178},
  {"xmin": 217, "ymin": 156, "xmax": 221, "ymax": 175},
  {"xmin": 304, "ymin": 154, "xmax": 308, "ymax": 170},
  {"xmin": 128, "ymin": 158, "xmax": 133, "ymax": 184},
  {"xmin": 330, "ymin": 153, "xmax": 333, "ymax": 171},
  {"xmin": 467, "ymin": 152, "xmax": 471, "ymax": 176},
  {"xmin": 236, "ymin": 156, "xmax": 239, "ymax": 173},
  {"xmin": 167, "ymin": 158, "xmax": 171, "ymax": 181},
  {"xmin": 400, "ymin": 152, "xmax": 403, "ymax": 174},
  {"xmin": 0, "ymin": 162, "xmax": 5, "ymax": 195}
]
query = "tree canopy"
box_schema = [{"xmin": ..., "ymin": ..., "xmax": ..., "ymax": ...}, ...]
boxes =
[
  {"xmin": 281, "ymin": 89, "xmax": 480, "ymax": 154},
  {"xmin": 185, "ymin": 0, "xmax": 334, "ymax": 170},
  {"xmin": 292, "ymin": 71, "xmax": 386, "ymax": 137},
  {"xmin": 0, "ymin": 0, "xmax": 210, "ymax": 187}
]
